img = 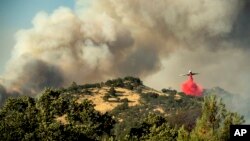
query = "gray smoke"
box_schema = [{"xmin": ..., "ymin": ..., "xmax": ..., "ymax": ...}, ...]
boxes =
[
  {"xmin": 0, "ymin": 84, "xmax": 7, "ymax": 105},
  {"xmin": 0, "ymin": 83, "xmax": 19, "ymax": 106},
  {"xmin": 0, "ymin": 0, "xmax": 250, "ymax": 121}
]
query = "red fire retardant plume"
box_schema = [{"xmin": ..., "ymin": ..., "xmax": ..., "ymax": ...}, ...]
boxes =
[{"xmin": 181, "ymin": 75, "xmax": 203, "ymax": 96}]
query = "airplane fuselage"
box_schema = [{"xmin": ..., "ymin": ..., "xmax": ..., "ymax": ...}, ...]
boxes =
[
  {"xmin": 189, "ymin": 73, "xmax": 194, "ymax": 80},
  {"xmin": 179, "ymin": 70, "xmax": 199, "ymax": 79}
]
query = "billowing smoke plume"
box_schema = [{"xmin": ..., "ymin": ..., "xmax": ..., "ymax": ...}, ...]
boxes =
[{"xmin": 1, "ymin": 0, "xmax": 250, "ymax": 121}]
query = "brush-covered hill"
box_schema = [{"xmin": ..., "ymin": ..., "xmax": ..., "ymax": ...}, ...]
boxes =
[
  {"xmin": 59, "ymin": 77, "xmax": 203, "ymax": 138},
  {"xmin": 0, "ymin": 77, "xmax": 245, "ymax": 141}
]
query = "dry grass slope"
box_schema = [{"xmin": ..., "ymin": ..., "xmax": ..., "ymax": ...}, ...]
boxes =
[{"xmin": 77, "ymin": 87, "xmax": 141, "ymax": 113}]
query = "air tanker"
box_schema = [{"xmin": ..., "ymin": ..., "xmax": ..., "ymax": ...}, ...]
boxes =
[{"xmin": 179, "ymin": 70, "xmax": 199, "ymax": 80}]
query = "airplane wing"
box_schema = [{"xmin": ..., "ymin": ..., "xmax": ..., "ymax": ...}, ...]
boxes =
[{"xmin": 179, "ymin": 73, "xmax": 189, "ymax": 76}]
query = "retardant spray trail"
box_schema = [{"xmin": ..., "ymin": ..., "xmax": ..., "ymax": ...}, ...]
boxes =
[{"xmin": 181, "ymin": 75, "xmax": 203, "ymax": 96}]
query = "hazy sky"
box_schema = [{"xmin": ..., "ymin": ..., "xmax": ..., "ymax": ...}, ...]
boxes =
[{"xmin": 0, "ymin": 0, "xmax": 74, "ymax": 73}]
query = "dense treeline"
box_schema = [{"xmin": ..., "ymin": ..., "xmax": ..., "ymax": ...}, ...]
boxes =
[
  {"xmin": 0, "ymin": 89, "xmax": 115, "ymax": 140},
  {"xmin": 62, "ymin": 76, "xmax": 143, "ymax": 94}
]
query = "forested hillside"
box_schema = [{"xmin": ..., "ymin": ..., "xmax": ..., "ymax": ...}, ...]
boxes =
[{"xmin": 0, "ymin": 77, "xmax": 245, "ymax": 140}]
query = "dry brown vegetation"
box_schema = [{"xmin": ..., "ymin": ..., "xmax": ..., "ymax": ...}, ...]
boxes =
[
  {"xmin": 55, "ymin": 114, "xmax": 68, "ymax": 124},
  {"xmin": 76, "ymin": 87, "xmax": 142, "ymax": 113}
]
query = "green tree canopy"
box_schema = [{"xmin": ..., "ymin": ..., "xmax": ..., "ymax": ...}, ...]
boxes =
[
  {"xmin": 177, "ymin": 95, "xmax": 245, "ymax": 141},
  {"xmin": 0, "ymin": 89, "xmax": 115, "ymax": 141}
]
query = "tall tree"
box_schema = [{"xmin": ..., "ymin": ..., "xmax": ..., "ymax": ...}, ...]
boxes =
[{"xmin": 178, "ymin": 95, "xmax": 245, "ymax": 141}]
